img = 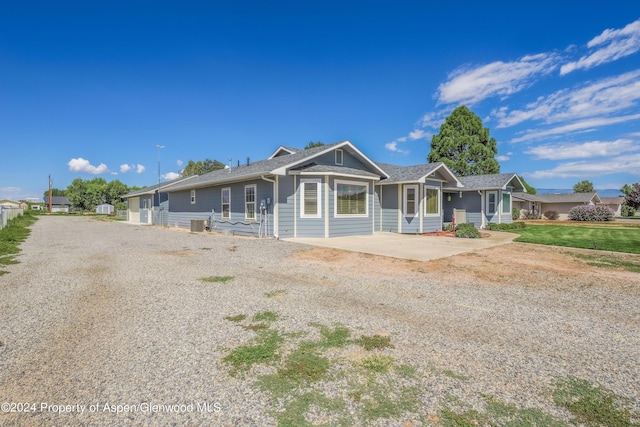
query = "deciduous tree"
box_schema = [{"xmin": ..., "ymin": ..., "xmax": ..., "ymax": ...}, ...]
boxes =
[{"xmin": 573, "ymin": 180, "xmax": 594, "ymax": 193}]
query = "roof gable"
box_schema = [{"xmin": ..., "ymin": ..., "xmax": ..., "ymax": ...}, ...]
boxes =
[
  {"xmin": 454, "ymin": 173, "xmax": 525, "ymax": 191},
  {"xmin": 375, "ymin": 162, "xmax": 462, "ymax": 187}
]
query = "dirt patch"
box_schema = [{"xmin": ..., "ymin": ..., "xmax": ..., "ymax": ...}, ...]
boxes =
[{"xmin": 292, "ymin": 243, "xmax": 639, "ymax": 293}]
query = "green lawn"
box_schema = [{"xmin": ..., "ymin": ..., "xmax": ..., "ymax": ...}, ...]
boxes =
[{"xmin": 509, "ymin": 224, "xmax": 640, "ymax": 254}]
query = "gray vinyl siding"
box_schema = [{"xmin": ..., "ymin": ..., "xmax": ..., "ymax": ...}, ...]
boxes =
[
  {"xmin": 314, "ymin": 150, "xmax": 371, "ymax": 171},
  {"xmin": 379, "ymin": 185, "xmax": 399, "ymax": 233},
  {"xmin": 277, "ymin": 176, "xmax": 295, "ymax": 238},
  {"xmin": 422, "ymin": 216, "xmax": 441, "ymax": 233},
  {"xmin": 443, "ymin": 192, "xmax": 482, "ymax": 227},
  {"xmin": 422, "ymin": 179, "xmax": 442, "ymax": 232},
  {"xmin": 374, "ymin": 186, "xmax": 382, "ymax": 231},
  {"xmin": 328, "ymin": 177, "xmax": 374, "ymax": 237},
  {"xmin": 168, "ymin": 180, "xmax": 274, "ymax": 237},
  {"xmin": 140, "ymin": 209, "xmax": 149, "ymax": 224}
]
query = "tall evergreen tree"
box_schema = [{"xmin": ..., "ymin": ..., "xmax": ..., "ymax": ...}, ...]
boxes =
[
  {"xmin": 428, "ymin": 106, "xmax": 500, "ymax": 176},
  {"xmin": 573, "ymin": 180, "xmax": 594, "ymax": 193}
]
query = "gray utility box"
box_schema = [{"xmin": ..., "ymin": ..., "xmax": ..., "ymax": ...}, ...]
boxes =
[{"xmin": 190, "ymin": 219, "xmax": 206, "ymax": 232}]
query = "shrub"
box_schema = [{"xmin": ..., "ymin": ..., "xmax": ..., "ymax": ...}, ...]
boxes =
[
  {"xmin": 486, "ymin": 222, "xmax": 526, "ymax": 231},
  {"xmin": 455, "ymin": 223, "xmax": 481, "ymax": 238},
  {"xmin": 568, "ymin": 205, "xmax": 615, "ymax": 222},
  {"xmin": 621, "ymin": 203, "xmax": 636, "ymax": 217},
  {"xmin": 522, "ymin": 209, "xmax": 542, "ymax": 220},
  {"xmin": 512, "ymin": 206, "xmax": 520, "ymax": 221},
  {"xmin": 544, "ymin": 210, "xmax": 559, "ymax": 220}
]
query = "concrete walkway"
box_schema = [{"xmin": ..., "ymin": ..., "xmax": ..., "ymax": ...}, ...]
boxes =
[{"xmin": 286, "ymin": 231, "xmax": 517, "ymax": 261}]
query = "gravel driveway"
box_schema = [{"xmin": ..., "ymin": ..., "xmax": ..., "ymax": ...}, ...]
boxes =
[{"xmin": 1, "ymin": 216, "xmax": 638, "ymax": 426}]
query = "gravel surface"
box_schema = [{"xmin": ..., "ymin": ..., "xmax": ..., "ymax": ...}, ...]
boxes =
[{"xmin": 1, "ymin": 216, "xmax": 638, "ymax": 426}]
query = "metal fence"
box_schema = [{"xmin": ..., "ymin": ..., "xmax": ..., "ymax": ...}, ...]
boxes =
[{"xmin": 0, "ymin": 207, "xmax": 24, "ymax": 230}]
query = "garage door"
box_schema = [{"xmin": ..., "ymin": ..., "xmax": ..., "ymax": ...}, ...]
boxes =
[{"xmin": 129, "ymin": 197, "xmax": 140, "ymax": 223}]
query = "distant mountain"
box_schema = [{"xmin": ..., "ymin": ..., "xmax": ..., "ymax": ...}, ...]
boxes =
[{"xmin": 537, "ymin": 188, "xmax": 623, "ymax": 198}]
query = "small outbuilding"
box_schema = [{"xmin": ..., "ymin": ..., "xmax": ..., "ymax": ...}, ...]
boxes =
[{"xmin": 96, "ymin": 203, "xmax": 115, "ymax": 215}]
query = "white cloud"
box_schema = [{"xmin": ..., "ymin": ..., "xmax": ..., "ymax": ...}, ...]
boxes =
[
  {"xmin": 496, "ymin": 155, "xmax": 510, "ymax": 161},
  {"xmin": 561, "ymin": 18, "xmax": 640, "ymax": 75},
  {"xmin": 162, "ymin": 172, "xmax": 181, "ymax": 180},
  {"xmin": 511, "ymin": 113, "xmax": 640, "ymax": 143},
  {"xmin": 120, "ymin": 164, "xmax": 131, "ymax": 173},
  {"xmin": 494, "ymin": 70, "xmax": 640, "ymax": 129},
  {"xmin": 408, "ymin": 129, "xmax": 429, "ymax": 140},
  {"xmin": 526, "ymin": 139, "xmax": 637, "ymax": 160},
  {"xmin": 136, "ymin": 164, "xmax": 145, "ymax": 173},
  {"xmin": 385, "ymin": 141, "xmax": 409, "ymax": 154},
  {"xmin": 528, "ymin": 152, "xmax": 640, "ymax": 179},
  {"xmin": 176, "ymin": 160, "xmax": 183, "ymax": 167},
  {"xmin": 437, "ymin": 53, "xmax": 560, "ymax": 105},
  {"xmin": 68, "ymin": 158, "xmax": 108, "ymax": 174}
]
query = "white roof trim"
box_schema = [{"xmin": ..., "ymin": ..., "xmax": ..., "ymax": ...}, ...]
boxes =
[{"xmin": 292, "ymin": 171, "xmax": 381, "ymax": 181}]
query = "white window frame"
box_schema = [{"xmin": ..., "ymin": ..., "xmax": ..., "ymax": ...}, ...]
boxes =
[
  {"xmin": 334, "ymin": 179, "xmax": 369, "ymax": 218},
  {"xmin": 221, "ymin": 187, "xmax": 230, "ymax": 219},
  {"xmin": 335, "ymin": 149, "xmax": 343, "ymax": 166},
  {"xmin": 403, "ymin": 185, "xmax": 418, "ymax": 217},
  {"xmin": 502, "ymin": 192, "xmax": 511, "ymax": 214},
  {"xmin": 487, "ymin": 191, "xmax": 497, "ymax": 215},
  {"xmin": 245, "ymin": 184, "xmax": 256, "ymax": 221},
  {"xmin": 300, "ymin": 179, "xmax": 322, "ymax": 218},
  {"xmin": 424, "ymin": 186, "xmax": 440, "ymax": 216},
  {"xmin": 190, "ymin": 189, "xmax": 196, "ymax": 204}
]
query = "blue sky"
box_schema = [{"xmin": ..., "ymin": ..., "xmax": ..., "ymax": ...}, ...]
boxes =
[{"xmin": 1, "ymin": 1, "xmax": 639, "ymax": 201}]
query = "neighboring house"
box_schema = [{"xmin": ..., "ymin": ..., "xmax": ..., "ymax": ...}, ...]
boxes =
[
  {"xmin": 96, "ymin": 203, "xmax": 114, "ymax": 215},
  {"xmin": 600, "ymin": 197, "xmax": 625, "ymax": 217},
  {"xmin": 512, "ymin": 192, "xmax": 602, "ymax": 220},
  {"xmin": 49, "ymin": 196, "xmax": 72, "ymax": 213},
  {"xmin": 160, "ymin": 140, "xmax": 521, "ymax": 238},
  {"xmin": 121, "ymin": 176, "xmax": 196, "ymax": 225},
  {"xmin": 0, "ymin": 199, "xmax": 20, "ymax": 209},
  {"xmin": 442, "ymin": 174, "xmax": 526, "ymax": 228}
]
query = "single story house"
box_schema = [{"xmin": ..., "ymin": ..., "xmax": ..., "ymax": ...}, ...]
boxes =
[
  {"xmin": 600, "ymin": 197, "xmax": 625, "ymax": 217},
  {"xmin": 49, "ymin": 196, "xmax": 72, "ymax": 213},
  {"xmin": 160, "ymin": 140, "xmax": 523, "ymax": 238},
  {"xmin": 512, "ymin": 192, "xmax": 602, "ymax": 220},
  {"xmin": 121, "ymin": 176, "xmax": 196, "ymax": 225},
  {"xmin": 0, "ymin": 199, "xmax": 20, "ymax": 209}
]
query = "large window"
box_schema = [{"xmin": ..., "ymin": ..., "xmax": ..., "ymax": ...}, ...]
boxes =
[
  {"xmin": 245, "ymin": 185, "xmax": 256, "ymax": 220},
  {"xmin": 221, "ymin": 188, "xmax": 230, "ymax": 219},
  {"xmin": 425, "ymin": 186, "xmax": 439, "ymax": 215},
  {"xmin": 403, "ymin": 185, "xmax": 418, "ymax": 217},
  {"xmin": 487, "ymin": 191, "xmax": 497, "ymax": 215},
  {"xmin": 502, "ymin": 192, "xmax": 511, "ymax": 214},
  {"xmin": 335, "ymin": 180, "xmax": 368, "ymax": 217},
  {"xmin": 301, "ymin": 180, "xmax": 321, "ymax": 218}
]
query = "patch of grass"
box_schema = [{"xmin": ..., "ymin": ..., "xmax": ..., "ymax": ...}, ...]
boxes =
[
  {"xmin": 359, "ymin": 355, "xmax": 395, "ymax": 373},
  {"xmin": 439, "ymin": 407, "xmax": 488, "ymax": 427},
  {"xmin": 360, "ymin": 385, "xmax": 420, "ymax": 422},
  {"xmin": 442, "ymin": 369, "xmax": 470, "ymax": 381},
  {"xmin": 278, "ymin": 349, "xmax": 330, "ymax": 383},
  {"xmin": 242, "ymin": 322, "xmax": 270, "ymax": 331},
  {"xmin": 354, "ymin": 334, "xmax": 394, "ymax": 351},
  {"xmin": 224, "ymin": 314, "xmax": 247, "ymax": 322},
  {"xmin": 0, "ymin": 212, "xmax": 37, "ymax": 274},
  {"xmin": 264, "ymin": 289, "xmax": 287, "ymax": 298},
  {"xmin": 395, "ymin": 364, "xmax": 417, "ymax": 379},
  {"xmin": 222, "ymin": 329, "xmax": 284, "ymax": 375},
  {"xmin": 509, "ymin": 224, "xmax": 640, "ymax": 254},
  {"xmin": 253, "ymin": 310, "xmax": 278, "ymax": 323},
  {"xmin": 553, "ymin": 376, "xmax": 639, "ymax": 426},
  {"xmin": 271, "ymin": 391, "xmax": 346, "ymax": 427},
  {"xmin": 199, "ymin": 275, "xmax": 234, "ymax": 283},
  {"xmin": 572, "ymin": 253, "xmax": 640, "ymax": 273},
  {"xmin": 483, "ymin": 394, "xmax": 567, "ymax": 426},
  {"xmin": 310, "ymin": 323, "xmax": 351, "ymax": 349}
]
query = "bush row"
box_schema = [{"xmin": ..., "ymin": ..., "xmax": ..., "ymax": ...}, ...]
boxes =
[
  {"xmin": 486, "ymin": 222, "xmax": 526, "ymax": 231},
  {"xmin": 568, "ymin": 205, "xmax": 615, "ymax": 222}
]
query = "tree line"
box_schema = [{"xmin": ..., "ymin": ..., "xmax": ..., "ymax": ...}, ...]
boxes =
[{"xmin": 45, "ymin": 178, "xmax": 142, "ymax": 212}]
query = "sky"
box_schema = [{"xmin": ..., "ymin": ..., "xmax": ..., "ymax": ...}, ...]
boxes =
[{"xmin": 1, "ymin": 1, "xmax": 639, "ymax": 201}]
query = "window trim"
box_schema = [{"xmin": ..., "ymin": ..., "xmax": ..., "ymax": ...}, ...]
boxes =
[
  {"xmin": 334, "ymin": 179, "xmax": 369, "ymax": 218},
  {"xmin": 487, "ymin": 191, "xmax": 497, "ymax": 215},
  {"xmin": 190, "ymin": 189, "xmax": 196, "ymax": 204},
  {"xmin": 424, "ymin": 185, "xmax": 440, "ymax": 216},
  {"xmin": 502, "ymin": 192, "xmax": 511, "ymax": 214},
  {"xmin": 221, "ymin": 187, "xmax": 230, "ymax": 219},
  {"xmin": 245, "ymin": 184, "xmax": 256, "ymax": 221},
  {"xmin": 403, "ymin": 185, "xmax": 418, "ymax": 217},
  {"xmin": 335, "ymin": 149, "xmax": 343, "ymax": 166},
  {"xmin": 300, "ymin": 179, "xmax": 322, "ymax": 218}
]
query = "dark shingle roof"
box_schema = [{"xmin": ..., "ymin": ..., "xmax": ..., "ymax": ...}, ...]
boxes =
[
  {"xmin": 452, "ymin": 173, "xmax": 524, "ymax": 191},
  {"xmin": 512, "ymin": 192, "xmax": 601, "ymax": 204},
  {"xmin": 375, "ymin": 162, "xmax": 462, "ymax": 186},
  {"xmin": 122, "ymin": 176, "xmax": 197, "ymax": 198}
]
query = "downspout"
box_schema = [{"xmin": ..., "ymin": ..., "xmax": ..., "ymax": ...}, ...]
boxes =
[
  {"xmin": 477, "ymin": 190, "xmax": 485, "ymax": 229},
  {"xmin": 261, "ymin": 175, "xmax": 276, "ymax": 238}
]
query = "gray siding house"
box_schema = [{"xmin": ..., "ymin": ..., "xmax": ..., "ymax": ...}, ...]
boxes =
[
  {"xmin": 122, "ymin": 176, "xmax": 196, "ymax": 225},
  {"xmin": 160, "ymin": 140, "xmax": 523, "ymax": 238}
]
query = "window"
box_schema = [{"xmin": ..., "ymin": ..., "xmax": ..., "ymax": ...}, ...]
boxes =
[
  {"xmin": 502, "ymin": 193, "xmax": 511, "ymax": 213},
  {"xmin": 425, "ymin": 186, "xmax": 439, "ymax": 215},
  {"xmin": 190, "ymin": 189, "xmax": 196, "ymax": 204},
  {"xmin": 221, "ymin": 188, "xmax": 230, "ymax": 219},
  {"xmin": 487, "ymin": 191, "xmax": 497, "ymax": 215},
  {"xmin": 403, "ymin": 185, "xmax": 418, "ymax": 217},
  {"xmin": 335, "ymin": 180, "xmax": 368, "ymax": 217},
  {"xmin": 245, "ymin": 185, "xmax": 256, "ymax": 220},
  {"xmin": 301, "ymin": 180, "xmax": 321, "ymax": 218},
  {"xmin": 335, "ymin": 149, "xmax": 343, "ymax": 165}
]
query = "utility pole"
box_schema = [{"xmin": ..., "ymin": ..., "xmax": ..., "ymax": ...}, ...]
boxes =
[{"xmin": 48, "ymin": 174, "xmax": 52, "ymax": 213}]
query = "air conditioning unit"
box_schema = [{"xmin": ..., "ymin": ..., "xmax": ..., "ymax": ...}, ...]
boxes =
[{"xmin": 190, "ymin": 219, "xmax": 206, "ymax": 232}]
